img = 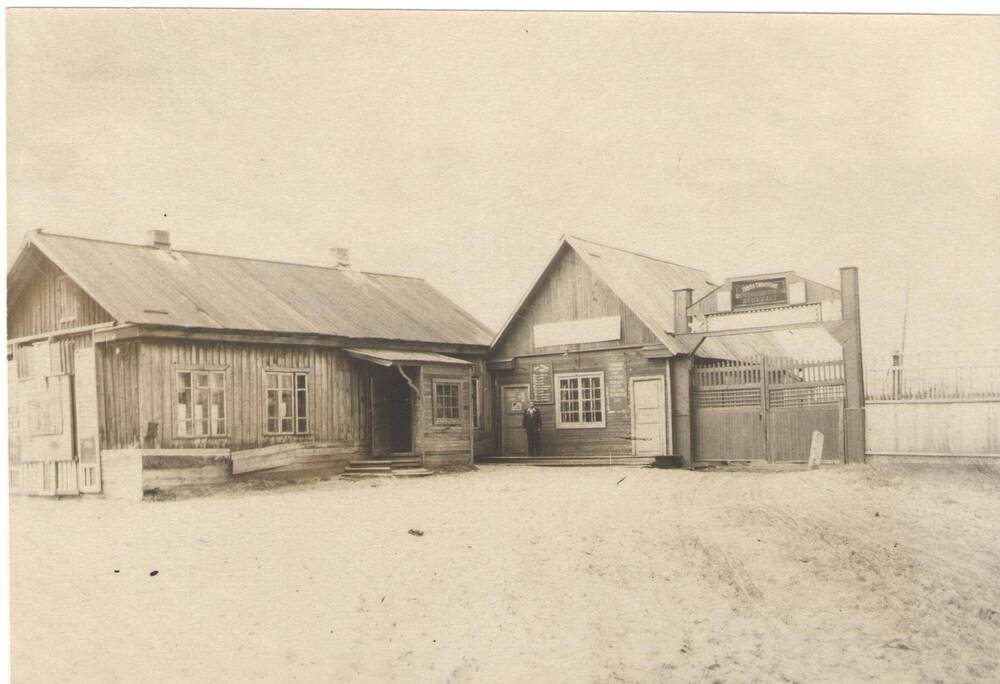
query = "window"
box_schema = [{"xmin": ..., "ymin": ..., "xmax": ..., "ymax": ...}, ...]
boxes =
[
  {"xmin": 556, "ymin": 372, "xmax": 606, "ymax": 428},
  {"xmin": 177, "ymin": 370, "xmax": 226, "ymax": 437},
  {"xmin": 56, "ymin": 276, "xmax": 78, "ymax": 325},
  {"xmin": 16, "ymin": 345, "xmax": 33, "ymax": 380},
  {"xmin": 266, "ymin": 371, "xmax": 309, "ymax": 434},
  {"xmin": 433, "ymin": 379, "xmax": 462, "ymax": 425},
  {"xmin": 471, "ymin": 377, "xmax": 481, "ymax": 429}
]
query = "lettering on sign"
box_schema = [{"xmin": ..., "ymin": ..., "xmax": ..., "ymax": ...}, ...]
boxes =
[
  {"xmin": 731, "ymin": 277, "xmax": 788, "ymax": 309},
  {"xmin": 530, "ymin": 363, "xmax": 554, "ymax": 404}
]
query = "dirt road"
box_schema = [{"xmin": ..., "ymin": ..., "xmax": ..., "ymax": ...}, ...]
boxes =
[{"xmin": 10, "ymin": 463, "xmax": 1000, "ymax": 682}]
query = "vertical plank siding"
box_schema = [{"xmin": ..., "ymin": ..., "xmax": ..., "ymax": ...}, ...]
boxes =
[
  {"xmin": 494, "ymin": 248, "xmax": 659, "ymax": 359},
  {"xmin": 135, "ymin": 339, "xmax": 372, "ymax": 452},
  {"xmin": 95, "ymin": 341, "xmax": 143, "ymax": 450},
  {"xmin": 8, "ymin": 249, "xmax": 114, "ymax": 338}
]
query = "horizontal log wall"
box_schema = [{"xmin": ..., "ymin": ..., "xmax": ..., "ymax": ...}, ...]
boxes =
[{"xmin": 492, "ymin": 349, "xmax": 668, "ymax": 458}]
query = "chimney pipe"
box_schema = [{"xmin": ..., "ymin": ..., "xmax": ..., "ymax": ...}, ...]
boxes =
[
  {"xmin": 673, "ymin": 288, "xmax": 693, "ymax": 334},
  {"xmin": 148, "ymin": 230, "xmax": 171, "ymax": 249},
  {"xmin": 331, "ymin": 247, "xmax": 350, "ymax": 270}
]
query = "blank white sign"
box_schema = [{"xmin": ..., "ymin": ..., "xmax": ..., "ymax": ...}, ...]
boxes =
[{"xmin": 533, "ymin": 315, "xmax": 621, "ymax": 348}]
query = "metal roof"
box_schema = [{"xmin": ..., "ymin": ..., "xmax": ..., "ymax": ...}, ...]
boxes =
[
  {"xmin": 344, "ymin": 348, "xmax": 471, "ymax": 366},
  {"xmin": 567, "ymin": 236, "xmax": 718, "ymax": 347},
  {"xmin": 696, "ymin": 327, "xmax": 842, "ymax": 361},
  {"xmin": 11, "ymin": 232, "xmax": 494, "ymax": 347}
]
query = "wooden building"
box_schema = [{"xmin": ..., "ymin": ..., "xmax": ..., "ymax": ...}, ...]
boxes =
[
  {"xmin": 7, "ymin": 230, "xmax": 494, "ymax": 498},
  {"xmin": 484, "ymin": 236, "xmax": 864, "ymax": 466}
]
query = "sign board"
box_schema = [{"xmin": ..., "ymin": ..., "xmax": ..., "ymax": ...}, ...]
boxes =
[
  {"xmin": 732, "ymin": 277, "xmax": 787, "ymax": 309},
  {"xmin": 533, "ymin": 316, "xmax": 621, "ymax": 349},
  {"xmin": 530, "ymin": 363, "xmax": 554, "ymax": 404}
]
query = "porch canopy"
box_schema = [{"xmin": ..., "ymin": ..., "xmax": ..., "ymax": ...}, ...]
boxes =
[{"xmin": 344, "ymin": 348, "xmax": 472, "ymax": 367}]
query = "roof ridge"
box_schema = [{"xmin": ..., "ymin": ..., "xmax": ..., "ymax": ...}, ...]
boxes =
[
  {"xmin": 565, "ymin": 234, "xmax": 713, "ymax": 277},
  {"xmin": 30, "ymin": 230, "xmax": 427, "ymax": 282}
]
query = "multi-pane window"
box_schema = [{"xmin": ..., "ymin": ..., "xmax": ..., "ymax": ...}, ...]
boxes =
[
  {"xmin": 433, "ymin": 379, "xmax": 462, "ymax": 425},
  {"xmin": 266, "ymin": 371, "xmax": 309, "ymax": 434},
  {"xmin": 471, "ymin": 377, "xmax": 481, "ymax": 429},
  {"xmin": 56, "ymin": 276, "xmax": 78, "ymax": 325},
  {"xmin": 556, "ymin": 372, "xmax": 605, "ymax": 428},
  {"xmin": 177, "ymin": 370, "xmax": 226, "ymax": 437}
]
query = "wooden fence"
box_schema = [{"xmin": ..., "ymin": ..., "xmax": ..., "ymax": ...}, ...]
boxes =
[{"xmin": 864, "ymin": 350, "xmax": 1000, "ymax": 459}]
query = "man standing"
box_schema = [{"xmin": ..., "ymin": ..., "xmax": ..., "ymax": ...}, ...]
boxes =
[{"xmin": 522, "ymin": 401, "xmax": 542, "ymax": 457}]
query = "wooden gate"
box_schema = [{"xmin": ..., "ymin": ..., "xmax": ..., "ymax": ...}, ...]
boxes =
[{"xmin": 693, "ymin": 356, "xmax": 845, "ymax": 463}]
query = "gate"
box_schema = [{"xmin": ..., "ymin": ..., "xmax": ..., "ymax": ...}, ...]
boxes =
[{"xmin": 693, "ymin": 356, "xmax": 845, "ymax": 463}]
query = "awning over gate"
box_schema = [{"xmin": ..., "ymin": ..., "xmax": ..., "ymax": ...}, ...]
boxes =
[
  {"xmin": 344, "ymin": 348, "xmax": 472, "ymax": 367},
  {"xmin": 696, "ymin": 327, "xmax": 841, "ymax": 361}
]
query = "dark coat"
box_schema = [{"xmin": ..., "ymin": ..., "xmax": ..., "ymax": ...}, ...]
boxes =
[{"xmin": 522, "ymin": 407, "xmax": 542, "ymax": 431}]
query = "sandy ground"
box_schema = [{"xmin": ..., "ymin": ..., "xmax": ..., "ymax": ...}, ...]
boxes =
[{"xmin": 10, "ymin": 463, "xmax": 1000, "ymax": 683}]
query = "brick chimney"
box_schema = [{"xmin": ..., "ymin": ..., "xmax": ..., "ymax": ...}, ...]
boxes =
[
  {"xmin": 673, "ymin": 288, "xmax": 693, "ymax": 334},
  {"xmin": 331, "ymin": 247, "xmax": 350, "ymax": 270},
  {"xmin": 148, "ymin": 230, "xmax": 171, "ymax": 249}
]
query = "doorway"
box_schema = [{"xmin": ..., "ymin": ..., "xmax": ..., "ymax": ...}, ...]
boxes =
[
  {"xmin": 501, "ymin": 385, "xmax": 530, "ymax": 456},
  {"xmin": 370, "ymin": 365, "xmax": 414, "ymax": 457},
  {"xmin": 630, "ymin": 376, "xmax": 667, "ymax": 457}
]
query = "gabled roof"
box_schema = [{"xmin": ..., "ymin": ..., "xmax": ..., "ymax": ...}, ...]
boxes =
[
  {"xmin": 8, "ymin": 231, "xmax": 494, "ymax": 347},
  {"xmin": 490, "ymin": 235, "xmax": 717, "ymax": 355}
]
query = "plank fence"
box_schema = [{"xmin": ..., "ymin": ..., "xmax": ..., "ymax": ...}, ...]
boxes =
[{"xmin": 864, "ymin": 350, "xmax": 1000, "ymax": 459}]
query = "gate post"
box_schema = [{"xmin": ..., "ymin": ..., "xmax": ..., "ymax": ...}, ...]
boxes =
[
  {"xmin": 672, "ymin": 288, "xmax": 695, "ymax": 467},
  {"xmin": 670, "ymin": 355, "xmax": 695, "ymax": 468},
  {"xmin": 840, "ymin": 267, "xmax": 866, "ymax": 463}
]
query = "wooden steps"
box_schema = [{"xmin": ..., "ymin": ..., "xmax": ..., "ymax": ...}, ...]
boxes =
[
  {"xmin": 341, "ymin": 453, "xmax": 431, "ymax": 478},
  {"xmin": 476, "ymin": 455, "xmax": 657, "ymax": 467}
]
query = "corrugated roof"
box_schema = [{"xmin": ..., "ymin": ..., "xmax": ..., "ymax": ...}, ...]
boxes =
[
  {"xmin": 13, "ymin": 232, "xmax": 494, "ymax": 346},
  {"xmin": 697, "ymin": 328, "xmax": 842, "ymax": 361}
]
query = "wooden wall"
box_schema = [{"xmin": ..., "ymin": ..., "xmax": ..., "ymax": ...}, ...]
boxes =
[
  {"xmin": 416, "ymin": 362, "xmax": 473, "ymax": 467},
  {"xmin": 95, "ymin": 340, "xmax": 143, "ymax": 450},
  {"xmin": 129, "ymin": 339, "xmax": 372, "ymax": 452},
  {"xmin": 493, "ymin": 247, "xmax": 660, "ymax": 359},
  {"xmin": 491, "ymin": 349, "xmax": 668, "ymax": 458},
  {"xmin": 8, "ymin": 249, "xmax": 114, "ymax": 338},
  {"xmin": 866, "ymin": 400, "xmax": 1000, "ymax": 457}
]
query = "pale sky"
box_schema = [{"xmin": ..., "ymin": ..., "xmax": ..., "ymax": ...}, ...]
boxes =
[{"xmin": 7, "ymin": 10, "xmax": 999, "ymax": 361}]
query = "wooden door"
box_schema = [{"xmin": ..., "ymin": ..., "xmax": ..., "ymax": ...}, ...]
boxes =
[
  {"xmin": 630, "ymin": 377, "xmax": 667, "ymax": 456},
  {"xmin": 501, "ymin": 385, "xmax": 529, "ymax": 456},
  {"xmin": 74, "ymin": 347, "xmax": 102, "ymax": 492}
]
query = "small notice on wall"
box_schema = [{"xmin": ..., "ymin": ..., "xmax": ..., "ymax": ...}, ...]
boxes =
[{"xmin": 531, "ymin": 363, "xmax": 554, "ymax": 404}]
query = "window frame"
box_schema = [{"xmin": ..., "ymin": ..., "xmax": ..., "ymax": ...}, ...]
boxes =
[
  {"xmin": 555, "ymin": 371, "xmax": 607, "ymax": 429},
  {"xmin": 15, "ymin": 344, "xmax": 33, "ymax": 381},
  {"xmin": 174, "ymin": 366, "xmax": 229, "ymax": 439},
  {"xmin": 56, "ymin": 275, "xmax": 79, "ymax": 325},
  {"xmin": 432, "ymin": 377, "xmax": 463, "ymax": 426},
  {"xmin": 264, "ymin": 368, "xmax": 311, "ymax": 436}
]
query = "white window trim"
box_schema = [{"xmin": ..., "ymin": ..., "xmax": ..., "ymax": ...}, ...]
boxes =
[
  {"xmin": 432, "ymin": 378, "xmax": 463, "ymax": 426},
  {"xmin": 555, "ymin": 371, "xmax": 607, "ymax": 429}
]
